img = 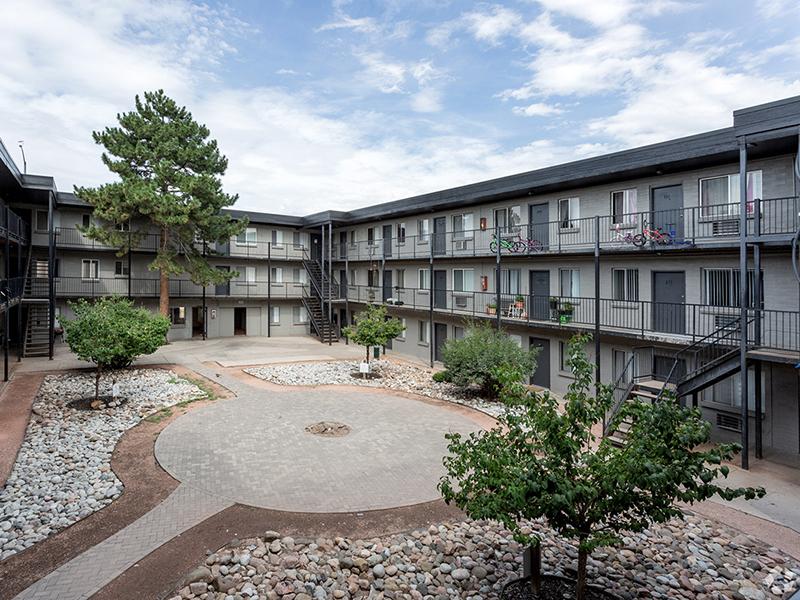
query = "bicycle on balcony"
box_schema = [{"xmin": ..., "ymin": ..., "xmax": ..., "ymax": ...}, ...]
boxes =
[
  {"xmin": 489, "ymin": 234, "xmax": 524, "ymax": 254},
  {"xmin": 611, "ymin": 223, "xmax": 640, "ymax": 246},
  {"xmin": 634, "ymin": 220, "xmax": 673, "ymax": 246},
  {"xmin": 513, "ymin": 234, "xmax": 546, "ymax": 253}
]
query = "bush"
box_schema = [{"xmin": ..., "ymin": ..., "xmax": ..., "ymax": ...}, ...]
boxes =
[
  {"xmin": 432, "ymin": 371, "xmax": 450, "ymax": 383},
  {"xmin": 342, "ymin": 304, "xmax": 405, "ymax": 364},
  {"xmin": 63, "ymin": 297, "xmax": 170, "ymax": 402},
  {"xmin": 439, "ymin": 334, "xmax": 764, "ymax": 599},
  {"xmin": 440, "ymin": 321, "xmax": 537, "ymax": 398}
]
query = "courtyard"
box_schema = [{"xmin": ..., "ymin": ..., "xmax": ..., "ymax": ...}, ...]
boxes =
[{"xmin": 0, "ymin": 337, "xmax": 798, "ymax": 600}]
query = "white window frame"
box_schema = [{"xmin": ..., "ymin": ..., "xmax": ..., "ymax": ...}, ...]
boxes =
[
  {"xmin": 396, "ymin": 269, "xmax": 405, "ymax": 289},
  {"xmin": 170, "ymin": 306, "xmax": 186, "ymax": 326},
  {"xmin": 498, "ymin": 268, "xmax": 521, "ymax": 295},
  {"xmin": 270, "ymin": 305, "xmax": 280, "ymax": 324},
  {"xmin": 116, "ymin": 221, "xmax": 130, "ymax": 232},
  {"xmin": 292, "ymin": 231, "xmax": 302, "ymax": 249},
  {"xmin": 558, "ymin": 197, "xmax": 580, "ymax": 229},
  {"xmin": 453, "ymin": 268, "xmax": 474, "ymax": 293},
  {"xmin": 245, "ymin": 266, "xmax": 256, "ymax": 285},
  {"xmin": 418, "ymin": 321, "xmax": 429, "ymax": 344},
  {"xmin": 271, "ymin": 229, "xmax": 284, "ymax": 248},
  {"xmin": 35, "ymin": 210, "xmax": 49, "ymax": 233},
  {"xmin": 452, "ymin": 213, "xmax": 474, "ymax": 239},
  {"xmin": 397, "ymin": 222, "xmax": 406, "ymax": 244},
  {"xmin": 292, "ymin": 305, "xmax": 308, "ymax": 324},
  {"xmin": 81, "ymin": 259, "xmax": 99, "ymax": 281},
  {"xmin": 236, "ymin": 227, "xmax": 257, "ymax": 247},
  {"xmin": 701, "ymin": 268, "xmax": 759, "ymax": 308},
  {"xmin": 611, "ymin": 189, "xmax": 637, "ymax": 225},
  {"xmin": 270, "ymin": 266, "xmax": 283, "ymax": 283},
  {"xmin": 559, "ymin": 341, "xmax": 568, "ymax": 371},
  {"xmin": 349, "ymin": 230, "xmax": 357, "ymax": 247},
  {"xmin": 559, "ymin": 268, "xmax": 580, "ymax": 297},
  {"xmin": 417, "ymin": 219, "xmax": 430, "ymax": 243},
  {"xmin": 397, "ymin": 318, "xmax": 407, "ymax": 340},
  {"xmin": 611, "ymin": 268, "xmax": 638, "ymax": 301},
  {"xmin": 699, "ymin": 170, "xmax": 762, "ymax": 218},
  {"xmin": 418, "ymin": 268, "xmax": 430, "ymax": 289},
  {"xmin": 81, "ymin": 214, "xmax": 91, "ymax": 229},
  {"xmin": 114, "ymin": 260, "xmax": 129, "ymax": 277}
]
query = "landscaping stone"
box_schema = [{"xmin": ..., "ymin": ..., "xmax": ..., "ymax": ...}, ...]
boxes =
[
  {"xmin": 0, "ymin": 369, "xmax": 204, "ymax": 561},
  {"xmin": 177, "ymin": 516, "xmax": 800, "ymax": 599}
]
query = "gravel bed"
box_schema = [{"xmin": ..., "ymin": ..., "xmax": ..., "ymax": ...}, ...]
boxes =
[
  {"xmin": 245, "ymin": 361, "xmax": 506, "ymax": 418},
  {"xmin": 175, "ymin": 515, "xmax": 800, "ymax": 600},
  {"xmin": 0, "ymin": 369, "xmax": 205, "ymax": 560}
]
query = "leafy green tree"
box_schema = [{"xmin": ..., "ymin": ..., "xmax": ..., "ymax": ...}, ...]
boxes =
[
  {"xmin": 63, "ymin": 297, "xmax": 170, "ymax": 403},
  {"xmin": 342, "ymin": 304, "xmax": 405, "ymax": 364},
  {"xmin": 75, "ymin": 90, "xmax": 246, "ymax": 316},
  {"xmin": 440, "ymin": 320, "xmax": 538, "ymax": 398},
  {"xmin": 439, "ymin": 333, "xmax": 764, "ymax": 599}
]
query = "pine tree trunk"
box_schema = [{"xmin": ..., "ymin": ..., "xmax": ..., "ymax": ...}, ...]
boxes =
[
  {"xmin": 159, "ymin": 227, "xmax": 169, "ymax": 316},
  {"xmin": 577, "ymin": 546, "xmax": 588, "ymax": 600}
]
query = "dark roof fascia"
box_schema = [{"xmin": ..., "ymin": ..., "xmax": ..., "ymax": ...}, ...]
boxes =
[
  {"xmin": 0, "ymin": 138, "xmax": 23, "ymax": 187},
  {"xmin": 222, "ymin": 208, "xmax": 304, "ymax": 227},
  {"xmin": 734, "ymin": 95, "xmax": 800, "ymax": 137}
]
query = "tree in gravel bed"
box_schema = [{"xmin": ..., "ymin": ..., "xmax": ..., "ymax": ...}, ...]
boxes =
[
  {"xmin": 437, "ymin": 320, "xmax": 538, "ymax": 399},
  {"xmin": 63, "ymin": 297, "xmax": 170, "ymax": 405},
  {"xmin": 439, "ymin": 333, "xmax": 765, "ymax": 600},
  {"xmin": 342, "ymin": 304, "xmax": 405, "ymax": 365}
]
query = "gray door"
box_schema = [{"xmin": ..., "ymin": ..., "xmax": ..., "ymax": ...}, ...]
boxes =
[
  {"xmin": 382, "ymin": 225, "xmax": 393, "ymax": 258},
  {"xmin": 652, "ymin": 185, "xmax": 684, "ymax": 239},
  {"xmin": 652, "ymin": 271, "xmax": 686, "ymax": 334},
  {"xmin": 528, "ymin": 270, "xmax": 550, "ymax": 320},
  {"xmin": 529, "ymin": 337, "xmax": 550, "ymax": 388},
  {"xmin": 433, "ymin": 217, "xmax": 446, "ymax": 256},
  {"xmin": 339, "ymin": 232, "xmax": 347, "ymax": 259},
  {"xmin": 339, "ymin": 269, "xmax": 347, "ymax": 297},
  {"xmin": 528, "ymin": 202, "xmax": 549, "ymax": 250},
  {"xmin": 215, "ymin": 266, "xmax": 230, "ymax": 296},
  {"xmin": 434, "ymin": 323, "xmax": 448, "ymax": 362},
  {"xmin": 433, "ymin": 270, "xmax": 447, "ymax": 309},
  {"xmin": 382, "ymin": 270, "xmax": 392, "ymax": 301}
]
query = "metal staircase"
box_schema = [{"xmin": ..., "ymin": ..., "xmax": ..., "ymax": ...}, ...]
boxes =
[
  {"xmin": 301, "ymin": 254, "xmax": 340, "ymax": 343},
  {"xmin": 22, "ymin": 257, "xmax": 51, "ymax": 358}
]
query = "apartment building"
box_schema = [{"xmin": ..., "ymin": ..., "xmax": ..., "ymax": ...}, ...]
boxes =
[{"xmin": 1, "ymin": 95, "xmax": 799, "ymax": 466}]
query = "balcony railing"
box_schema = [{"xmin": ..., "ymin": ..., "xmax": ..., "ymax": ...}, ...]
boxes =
[
  {"xmin": 344, "ymin": 284, "xmax": 799, "ymax": 352},
  {"xmin": 1, "ymin": 204, "xmax": 29, "ymax": 242},
  {"xmin": 53, "ymin": 228, "xmax": 308, "ymax": 260},
  {"xmin": 1, "ymin": 277, "xmax": 25, "ymax": 306},
  {"xmin": 51, "ymin": 277, "xmax": 307, "ymax": 299},
  {"xmin": 335, "ymin": 197, "xmax": 799, "ymax": 261}
]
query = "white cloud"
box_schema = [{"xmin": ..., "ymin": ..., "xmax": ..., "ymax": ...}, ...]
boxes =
[
  {"xmin": 276, "ymin": 68, "xmax": 299, "ymax": 76},
  {"xmin": 316, "ymin": 14, "xmax": 380, "ymax": 34},
  {"xmin": 411, "ymin": 88, "xmax": 443, "ymax": 113},
  {"xmin": 513, "ymin": 102, "xmax": 563, "ymax": 117},
  {"xmin": 462, "ymin": 5, "xmax": 521, "ymax": 45},
  {"xmin": 355, "ymin": 51, "xmax": 409, "ymax": 93},
  {"xmin": 756, "ymin": 0, "xmax": 800, "ymax": 18}
]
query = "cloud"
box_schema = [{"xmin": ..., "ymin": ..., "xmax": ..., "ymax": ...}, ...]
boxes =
[
  {"xmin": 756, "ymin": 0, "xmax": 800, "ymax": 18},
  {"xmin": 512, "ymin": 103, "xmax": 563, "ymax": 117},
  {"xmin": 276, "ymin": 68, "xmax": 299, "ymax": 75},
  {"xmin": 411, "ymin": 87, "xmax": 443, "ymax": 113},
  {"xmin": 462, "ymin": 5, "xmax": 521, "ymax": 45},
  {"xmin": 316, "ymin": 14, "xmax": 380, "ymax": 34}
]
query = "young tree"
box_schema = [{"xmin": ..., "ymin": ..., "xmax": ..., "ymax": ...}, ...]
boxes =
[
  {"xmin": 63, "ymin": 297, "xmax": 170, "ymax": 404},
  {"xmin": 439, "ymin": 334, "xmax": 764, "ymax": 599},
  {"xmin": 75, "ymin": 90, "xmax": 247, "ymax": 316},
  {"xmin": 342, "ymin": 304, "xmax": 405, "ymax": 364},
  {"xmin": 440, "ymin": 320, "xmax": 538, "ymax": 399}
]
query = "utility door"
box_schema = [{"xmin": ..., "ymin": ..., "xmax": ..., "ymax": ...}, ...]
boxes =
[
  {"xmin": 529, "ymin": 337, "xmax": 551, "ymax": 388},
  {"xmin": 528, "ymin": 270, "xmax": 550, "ymax": 320},
  {"xmin": 433, "ymin": 269, "xmax": 447, "ymax": 309},
  {"xmin": 382, "ymin": 224, "xmax": 392, "ymax": 258},
  {"xmin": 434, "ymin": 323, "xmax": 448, "ymax": 362},
  {"xmin": 528, "ymin": 202, "xmax": 549, "ymax": 250},
  {"xmin": 433, "ymin": 217, "xmax": 446, "ymax": 256},
  {"xmin": 652, "ymin": 185, "xmax": 684, "ymax": 239},
  {"xmin": 652, "ymin": 271, "xmax": 686, "ymax": 334}
]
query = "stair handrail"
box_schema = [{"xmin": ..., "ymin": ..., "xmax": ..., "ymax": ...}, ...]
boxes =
[
  {"xmin": 300, "ymin": 293, "xmax": 327, "ymax": 340},
  {"xmin": 20, "ymin": 243, "xmax": 36, "ymax": 358},
  {"xmin": 604, "ymin": 352, "xmax": 638, "ymax": 436}
]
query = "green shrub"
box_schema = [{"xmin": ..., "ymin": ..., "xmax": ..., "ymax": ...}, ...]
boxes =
[
  {"xmin": 432, "ymin": 370, "xmax": 450, "ymax": 383},
  {"xmin": 440, "ymin": 321, "xmax": 538, "ymax": 398},
  {"xmin": 63, "ymin": 297, "xmax": 170, "ymax": 402}
]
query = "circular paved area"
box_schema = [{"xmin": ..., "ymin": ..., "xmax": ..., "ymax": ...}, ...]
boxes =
[{"xmin": 154, "ymin": 388, "xmax": 484, "ymax": 512}]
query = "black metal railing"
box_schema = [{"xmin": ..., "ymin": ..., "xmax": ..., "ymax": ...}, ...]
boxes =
[
  {"xmin": 1, "ymin": 204, "xmax": 29, "ymax": 242},
  {"xmin": 335, "ymin": 197, "xmax": 799, "ymax": 261},
  {"xmin": 1, "ymin": 277, "xmax": 25, "ymax": 306},
  {"xmin": 52, "ymin": 276, "xmax": 307, "ymax": 299}
]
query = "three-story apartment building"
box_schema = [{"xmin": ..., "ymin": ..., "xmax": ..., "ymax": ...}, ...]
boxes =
[{"xmin": 1, "ymin": 95, "xmax": 799, "ymax": 466}]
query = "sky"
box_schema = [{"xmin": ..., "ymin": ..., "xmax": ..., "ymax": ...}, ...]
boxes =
[{"xmin": 1, "ymin": 0, "xmax": 799, "ymax": 215}]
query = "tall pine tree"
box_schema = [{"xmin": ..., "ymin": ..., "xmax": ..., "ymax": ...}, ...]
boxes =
[{"xmin": 75, "ymin": 90, "xmax": 246, "ymax": 316}]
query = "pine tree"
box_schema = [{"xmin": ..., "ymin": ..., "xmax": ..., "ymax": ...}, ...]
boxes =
[{"xmin": 75, "ymin": 90, "xmax": 247, "ymax": 315}]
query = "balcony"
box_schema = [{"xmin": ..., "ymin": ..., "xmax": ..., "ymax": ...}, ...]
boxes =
[
  {"xmin": 51, "ymin": 277, "xmax": 307, "ymax": 299},
  {"xmin": 1, "ymin": 204, "xmax": 29, "ymax": 243},
  {"xmin": 0, "ymin": 277, "xmax": 25, "ymax": 309},
  {"xmin": 335, "ymin": 197, "xmax": 799, "ymax": 261},
  {"xmin": 344, "ymin": 284, "xmax": 799, "ymax": 352},
  {"xmin": 55, "ymin": 227, "xmax": 160, "ymax": 252}
]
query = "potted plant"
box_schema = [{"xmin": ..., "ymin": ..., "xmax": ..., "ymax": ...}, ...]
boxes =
[
  {"xmin": 486, "ymin": 302, "xmax": 497, "ymax": 315},
  {"xmin": 439, "ymin": 334, "xmax": 764, "ymax": 600},
  {"xmin": 558, "ymin": 301, "xmax": 574, "ymax": 324},
  {"xmin": 514, "ymin": 294, "xmax": 525, "ymax": 308}
]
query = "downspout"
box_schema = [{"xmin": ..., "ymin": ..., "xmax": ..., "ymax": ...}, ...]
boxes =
[
  {"xmin": 267, "ymin": 242, "xmax": 271, "ymax": 338},
  {"xmin": 594, "ymin": 215, "xmax": 601, "ymax": 387},
  {"xmin": 48, "ymin": 191, "xmax": 55, "ymax": 360},
  {"xmin": 495, "ymin": 220, "xmax": 501, "ymax": 330},
  {"xmin": 738, "ymin": 138, "xmax": 749, "ymax": 470},
  {"xmin": 328, "ymin": 222, "xmax": 333, "ymax": 345},
  {"xmin": 429, "ymin": 240, "xmax": 434, "ymax": 367},
  {"xmin": 4, "ymin": 206, "xmax": 9, "ymax": 381}
]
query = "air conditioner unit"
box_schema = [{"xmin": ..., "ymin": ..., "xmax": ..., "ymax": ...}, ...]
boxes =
[
  {"xmin": 716, "ymin": 412, "xmax": 742, "ymax": 433},
  {"xmin": 714, "ymin": 314, "xmax": 740, "ymax": 330},
  {"xmin": 712, "ymin": 219, "xmax": 739, "ymax": 237},
  {"xmin": 455, "ymin": 296, "xmax": 468, "ymax": 308},
  {"xmin": 454, "ymin": 239, "xmax": 468, "ymax": 251}
]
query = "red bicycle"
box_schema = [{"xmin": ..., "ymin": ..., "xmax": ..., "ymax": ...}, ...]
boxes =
[
  {"xmin": 514, "ymin": 234, "xmax": 545, "ymax": 252},
  {"xmin": 634, "ymin": 221, "xmax": 672, "ymax": 246}
]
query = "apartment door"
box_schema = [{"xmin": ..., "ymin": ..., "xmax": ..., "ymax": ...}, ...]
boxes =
[
  {"xmin": 528, "ymin": 202, "xmax": 549, "ymax": 250},
  {"xmin": 310, "ymin": 233, "xmax": 322, "ymax": 261},
  {"xmin": 529, "ymin": 337, "xmax": 551, "ymax": 388},
  {"xmin": 652, "ymin": 185, "xmax": 684, "ymax": 239},
  {"xmin": 192, "ymin": 306, "xmax": 205, "ymax": 338},
  {"xmin": 382, "ymin": 270, "xmax": 393, "ymax": 301},
  {"xmin": 652, "ymin": 271, "xmax": 686, "ymax": 334},
  {"xmin": 433, "ymin": 217, "xmax": 446, "ymax": 256},
  {"xmin": 433, "ymin": 269, "xmax": 447, "ymax": 309},
  {"xmin": 234, "ymin": 307, "xmax": 247, "ymax": 335},
  {"xmin": 382, "ymin": 224, "xmax": 393, "ymax": 258},
  {"xmin": 339, "ymin": 231, "xmax": 347, "ymax": 259},
  {"xmin": 434, "ymin": 323, "xmax": 448, "ymax": 362},
  {"xmin": 528, "ymin": 270, "xmax": 550, "ymax": 320},
  {"xmin": 339, "ymin": 269, "xmax": 347, "ymax": 297},
  {"xmin": 215, "ymin": 266, "xmax": 230, "ymax": 296}
]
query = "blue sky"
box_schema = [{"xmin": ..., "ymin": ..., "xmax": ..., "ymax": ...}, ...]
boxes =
[{"xmin": 1, "ymin": 0, "xmax": 799, "ymax": 214}]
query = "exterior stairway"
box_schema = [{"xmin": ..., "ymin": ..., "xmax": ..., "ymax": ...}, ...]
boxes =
[
  {"xmin": 22, "ymin": 258, "xmax": 51, "ymax": 358},
  {"xmin": 301, "ymin": 256, "xmax": 339, "ymax": 343}
]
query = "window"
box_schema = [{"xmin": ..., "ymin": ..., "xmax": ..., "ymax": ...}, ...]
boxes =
[
  {"xmin": 293, "ymin": 231, "xmax": 302, "ymax": 249},
  {"xmin": 81, "ymin": 214, "xmax": 91, "ymax": 229},
  {"xmin": 454, "ymin": 326, "xmax": 465, "ymax": 340},
  {"xmin": 453, "ymin": 268, "xmax": 474, "ymax": 292},
  {"xmin": 271, "ymin": 305, "xmax": 280, "ymax": 324},
  {"xmin": 417, "ymin": 219, "xmax": 430, "ymax": 242},
  {"xmin": 114, "ymin": 260, "xmax": 129, "ymax": 277},
  {"xmin": 270, "ymin": 267, "xmax": 283, "ymax": 283},
  {"xmin": 699, "ymin": 171, "xmax": 762, "ymax": 217},
  {"xmin": 612, "ymin": 268, "xmax": 638, "ymax": 301},
  {"xmin": 398, "ymin": 318, "xmax": 407, "ymax": 340},
  {"xmin": 613, "ymin": 350, "xmax": 636, "ymax": 384},
  {"xmin": 498, "ymin": 268, "xmax": 521, "ymax": 294},
  {"xmin": 494, "ymin": 206, "xmax": 521, "ymax": 233},
  {"xmin": 170, "ymin": 306, "xmax": 186, "ymax": 325},
  {"xmin": 452, "ymin": 213, "xmax": 474, "ymax": 239},
  {"xmin": 418, "ymin": 268, "xmax": 430, "ymax": 289},
  {"xmin": 237, "ymin": 227, "xmax": 257, "ymax": 246},
  {"xmin": 245, "ymin": 266, "xmax": 256, "ymax": 284},
  {"xmin": 705, "ymin": 367, "xmax": 762, "ymax": 412},
  {"xmin": 81, "ymin": 259, "xmax": 99, "ymax": 280},
  {"xmin": 418, "ymin": 321, "xmax": 429, "ymax": 344},
  {"xmin": 701, "ymin": 268, "xmax": 760, "ymax": 307},
  {"xmin": 349, "ymin": 268, "xmax": 357, "ymax": 285},
  {"xmin": 367, "ymin": 228, "xmax": 375, "ymax": 244},
  {"xmin": 293, "ymin": 306, "xmax": 308, "ymax": 324},
  {"xmin": 292, "ymin": 267, "xmax": 307, "ymax": 283},
  {"xmin": 559, "ymin": 341, "xmax": 567, "ymax": 371},
  {"xmin": 349, "ymin": 230, "xmax": 357, "ymax": 246},
  {"xmin": 396, "ymin": 269, "xmax": 405, "ymax": 289},
  {"xmin": 116, "ymin": 221, "xmax": 130, "ymax": 232},
  {"xmin": 509, "ymin": 334, "xmax": 522, "ymax": 348},
  {"xmin": 611, "ymin": 189, "xmax": 637, "ymax": 225},
  {"xmin": 367, "ymin": 269, "xmax": 378, "ymax": 287},
  {"xmin": 35, "ymin": 210, "xmax": 49, "ymax": 232},
  {"xmin": 559, "ymin": 197, "xmax": 580, "ymax": 229},
  {"xmin": 397, "ymin": 223, "xmax": 406, "ymax": 244},
  {"xmin": 559, "ymin": 268, "xmax": 580, "ymax": 297},
  {"xmin": 271, "ymin": 230, "xmax": 283, "ymax": 247}
]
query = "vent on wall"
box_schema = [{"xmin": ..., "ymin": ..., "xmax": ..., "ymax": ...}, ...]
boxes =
[
  {"xmin": 716, "ymin": 412, "xmax": 742, "ymax": 432},
  {"xmin": 455, "ymin": 296, "xmax": 468, "ymax": 308},
  {"xmin": 454, "ymin": 240, "xmax": 469, "ymax": 251},
  {"xmin": 712, "ymin": 219, "xmax": 739, "ymax": 237}
]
